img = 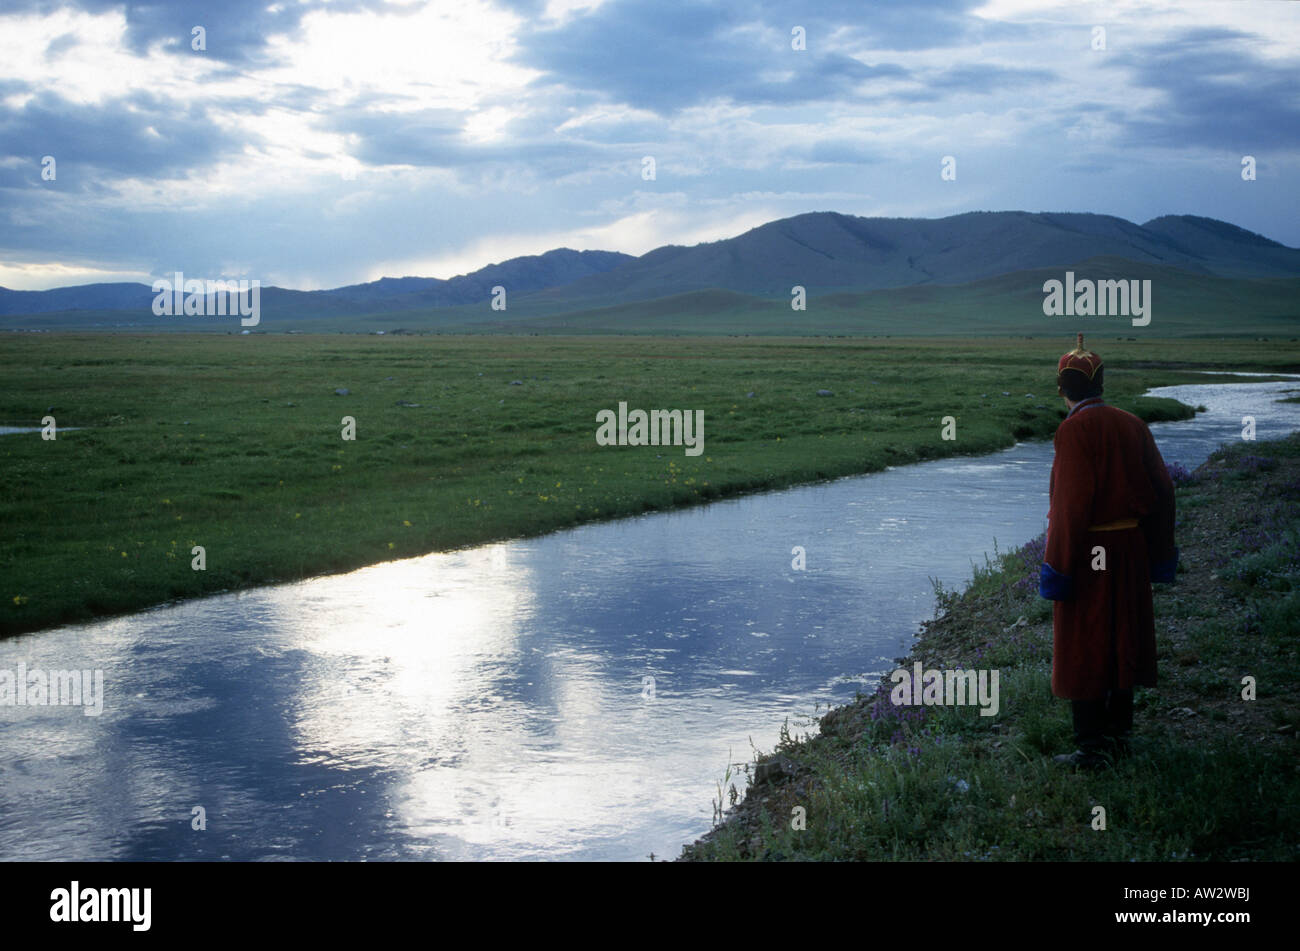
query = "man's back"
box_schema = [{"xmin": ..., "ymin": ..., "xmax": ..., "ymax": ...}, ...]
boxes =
[
  {"xmin": 1042, "ymin": 395, "xmax": 1177, "ymax": 700},
  {"xmin": 1051, "ymin": 401, "xmax": 1172, "ymax": 532},
  {"xmin": 1040, "ymin": 337, "xmax": 1178, "ymax": 765}
]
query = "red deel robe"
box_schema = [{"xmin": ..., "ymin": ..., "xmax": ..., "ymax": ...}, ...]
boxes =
[{"xmin": 1041, "ymin": 398, "xmax": 1177, "ymax": 699}]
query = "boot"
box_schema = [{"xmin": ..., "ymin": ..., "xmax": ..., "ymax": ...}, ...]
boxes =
[{"xmin": 1053, "ymin": 748, "xmax": 1111, "ymax": 770}]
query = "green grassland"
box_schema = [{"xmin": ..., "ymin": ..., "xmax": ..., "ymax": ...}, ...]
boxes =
[{"xmin": 1, "ymin": 333, "xmax": 1296, "ymax": 636}]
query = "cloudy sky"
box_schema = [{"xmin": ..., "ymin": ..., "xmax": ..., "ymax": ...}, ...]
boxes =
[{"xmin": 1, "ymin": 0, "xmax": 1296, "ymax": 291}]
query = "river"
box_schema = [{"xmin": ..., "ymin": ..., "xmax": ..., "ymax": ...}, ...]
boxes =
[{"xmin": 1, "ymin": 376, "xmax": 1297, "ymax": 861}]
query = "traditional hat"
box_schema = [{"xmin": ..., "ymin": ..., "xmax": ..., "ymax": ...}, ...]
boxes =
[{"xmin": 1057, "ymin": 332, "xmax": 1102, "ymax": 380}]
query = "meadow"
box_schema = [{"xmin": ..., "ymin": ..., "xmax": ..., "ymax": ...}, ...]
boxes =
[{"xmin": 1, "ymin": 333, "xmax": 1294, "ymax": 636}]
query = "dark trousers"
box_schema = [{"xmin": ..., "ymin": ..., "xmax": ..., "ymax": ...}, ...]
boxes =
[{"xmin": 1071, "ymin": 689, "xmax": 1133, "ymax": 751}]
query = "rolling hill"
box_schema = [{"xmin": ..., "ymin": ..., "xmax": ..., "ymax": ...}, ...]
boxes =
[
  {"xmin": 0, "ymin": 248, "xmax": 633, "ymax": 317},
  {"xmin": 526, "ymin": 211, "xmax": 1300, "ymax": 307},
  {"xmin": 3, "ymin": 211, "xmax": 1298, "ymax": 335}
]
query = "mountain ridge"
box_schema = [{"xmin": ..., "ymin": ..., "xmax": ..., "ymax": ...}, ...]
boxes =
[
  {"xmin": 3, "ymin": 211, "xmax": 1298, "ymax": 323},
  {"xmin": 526, "ymin": 210, "xmax": 1300, "ymax": 307},
  {"xmin": 0, "ymin": 247, "xmax": 634, "ymax": 316}
]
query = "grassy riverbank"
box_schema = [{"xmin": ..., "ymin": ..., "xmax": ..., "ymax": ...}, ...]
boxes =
[
  {"xmin": 1, "ymin": 334, "xmax": 1293, "ymax": 637},
  {"xmin": 680, "ymin": 433, "xmax": 1300, "ymax": 861}
]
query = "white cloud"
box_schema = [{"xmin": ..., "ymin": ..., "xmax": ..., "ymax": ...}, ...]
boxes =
[
  {"xmin": 259, "ymin": 1, "xmax": 540, "ymax": 112},
  {"xmin": 0, "ymin": 260, "xmax": 153, "ymax": 290},
  {"xmin": 0, "ymin": 8, "xmax": 219, "ymax": 106}
]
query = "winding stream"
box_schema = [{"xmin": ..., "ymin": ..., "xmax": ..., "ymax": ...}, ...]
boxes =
[{"xmin": 1, "ymin": 376, "xmax": 1297, "ymax": 861}]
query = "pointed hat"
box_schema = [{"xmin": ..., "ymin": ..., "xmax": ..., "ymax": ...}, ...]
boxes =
[{"xmin": 1057, "ymin": 332, "xmax": 1102, "ymax": 380}]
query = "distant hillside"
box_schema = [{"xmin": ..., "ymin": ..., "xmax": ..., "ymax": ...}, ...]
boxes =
[
  {"xmin": 13, "ymin": 257, "xmax": 1293, "ymax": 339},
  {"xmin": 3, "ymin": 211, "xmax": 1299, "ymax": 334},
  {"xmin": 324, "ymin": 248, "xmax": 634, "ymax": 308},
  {"xmin": 0, "ymin": 282, "xmax": 157, "ymax": 315},
  {"xmin": 0, "ymin": 248, "xmax": 633, "ymax": 317},
  {"xmin": 498, "ymin": 258, "xmax": 1300, "ymax": 337},
  {"xmin": 527, "ymin": 211, "xmax": 1300, "ymax": 307}
]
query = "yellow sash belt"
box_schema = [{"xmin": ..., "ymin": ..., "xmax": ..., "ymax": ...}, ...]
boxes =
[{"xmin": 1089, "ymin": 518, "xmax": 1139, "ymax": 532}]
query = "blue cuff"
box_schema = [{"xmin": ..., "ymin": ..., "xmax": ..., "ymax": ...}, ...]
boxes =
[
  {"xmin": 1151, "ymin": 547, "xmax": 1179, "ymax": 583},
  {"xmin": 1039, "ymin": 562, "xmax": 1073, "ymax": 600}
]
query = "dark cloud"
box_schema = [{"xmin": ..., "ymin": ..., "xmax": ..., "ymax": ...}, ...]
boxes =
[
  {"xmin": 5, "ymin": 0, "xmax": 383, "ymax": 65},
  {"xmin": 44, "ymin": 31, "xmax": 80, "ymax": 58},
  {"xmin": 324, "ymin": 106, "xmax": 606, "ymax": 171},
  {"xmin": 506, "ymin": 0, "xmax": 931, "ymax": 114},
  {"xmin": 491, "ymin": 0, "xmax": 548, "ymax": 13},
  {"xmin": 891, "ymin": 62, "xmax": 1059, "ymax": 103},
  {"xmin": 0, "ymin": 90, "xmax": 261, "ymax": 182},
  {"xmin": 732, "ymin": 55, "xmax": 909, "ymax": 105},
  {"xmin": 1111, "ymin": 28, "xmax": 1300, "ymax": 149}
]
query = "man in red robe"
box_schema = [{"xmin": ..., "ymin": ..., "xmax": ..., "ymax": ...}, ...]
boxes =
[{"xmin": 1040, "ymin": 334, "xmax": 1178, "ymax": 768}]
